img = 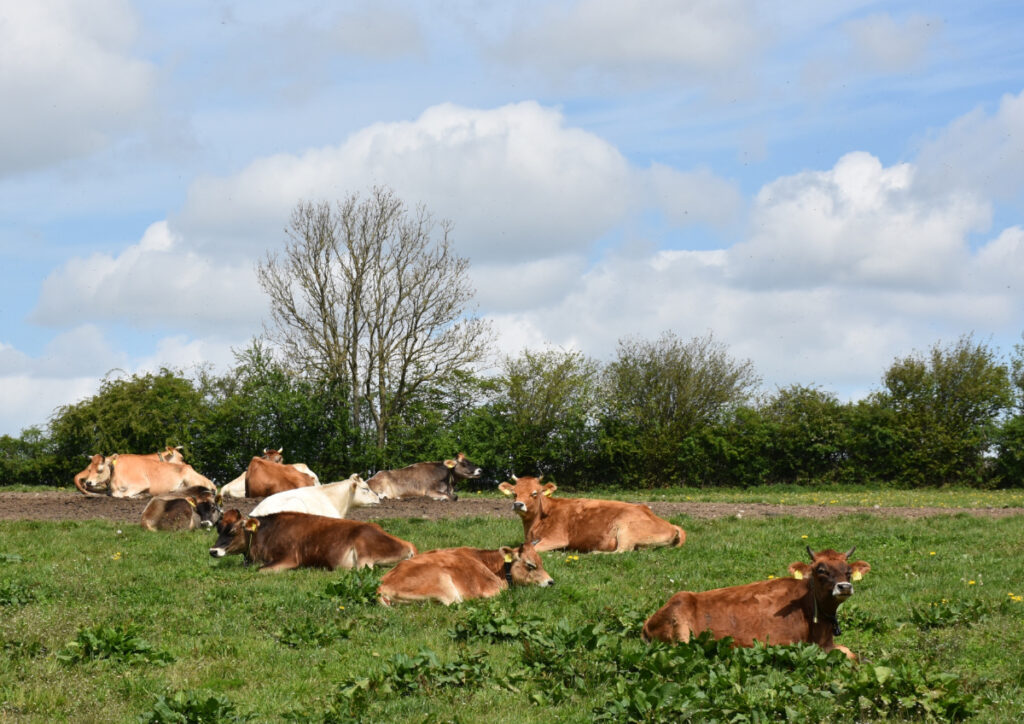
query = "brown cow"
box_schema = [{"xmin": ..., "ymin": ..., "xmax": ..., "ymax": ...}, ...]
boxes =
[
  {"xmin": 377, "ymin": 542, "xmax": 554, "ymax": 606},
  {"xmin": 367, "ymin": 453, "xmax": 482, "ymax": 501},
  {"xmin": 642, "ymin": 547, "xmax": 872, "ymax": 660},
  {"xmin": 140, "ymin": 486, "xmax": 222, "ymax": 531},
  {"xmin": 497, "ymin": 475, "xmax": 685, "ymax": 553},
  {"xmin": 244, "ymin": 457, "xmax": 317, "ymax": 498},
  {"xmin": 209, "ymin": 510, "xmax": 417, "ymax": 572},
  {"xmin": 155, "ymin": 445, "xmax": 186, "ymax": 463},
  {"xmin": 75, "ymin": 454, "xmax": 215, "ymax": 498},
  {"xmin": 219, "ymin": 447, "xmax": 319, "ymax": 498}
]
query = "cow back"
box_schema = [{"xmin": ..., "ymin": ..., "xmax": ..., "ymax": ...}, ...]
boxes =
[{"xmin": 245, "ymin": 457, "xmax": 316, "ymax": 498}]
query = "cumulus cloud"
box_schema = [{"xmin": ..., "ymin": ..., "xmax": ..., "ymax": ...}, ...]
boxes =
[
  {"xmin": 0, "ymin": 375, "xmax": 101, "ymax": 436},
  {"xmin": 0, "ymin": 0, "xmax": 154, "ymax": 176},
  {"xmin": 730, "ymin": 151, "xmax": 990, "ymax": 291},
  {"xmin": 177, "ymin": 102, "xmax": 636, "ymax": 263},
  {"xmin": 31, "ymin": 222, "xmax": 266, "ymax": 334},
  {"xmin": 843, "ymin": 13, "xmax": 942, "ymax": 73}
]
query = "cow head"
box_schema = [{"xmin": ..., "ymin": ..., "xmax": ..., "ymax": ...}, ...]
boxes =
[
  {"xmin": 348, "ymin": 474, "xmax": 381, "ymax": 508},
  {"xmin": 74, "ymin": 454, "xmax": 108, "ymax": 495},
  {"xmin": 262, "ymin": 448, "xmax": 285, "ymax": 464},
  {"xmin": 157, "ymin": 445, "xmax": 186, "ymax": 463},
  {"xmin": 77, "ymin": 453, "xmax": 119, "ymax": 493},
  {"xmin": 789, "ymin": 547, "xmax": 870, "ymax": 607},
  {"xmin": 497, "ymin": 475, "xmax": 556, "ymax": 519},
  {"xmin": 500, "ymin": 541, "xmax": 554, "ymax": 588},
  {"xmin": 445, "ymin": 452, "xmax": 483, "ymax": 481},
  {"xmin": 209, "ymin": 509, "xmax": 258, "ymax": 558},
  {"xmin": 188, "ymin": 488, "xmax": 223, "ymax": 528}
]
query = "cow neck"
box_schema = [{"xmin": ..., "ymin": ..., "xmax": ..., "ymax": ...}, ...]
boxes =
[
  {"xmin": 476, "ymin": 549, "xmax": 512, "ymax": 582},
  {"xmin": 808, "ymin": 577, "xmax": 843, "ymax": 638},
  {"xmin": 243, "ymin": 525, "xmax": 257, "ymax": 565}
]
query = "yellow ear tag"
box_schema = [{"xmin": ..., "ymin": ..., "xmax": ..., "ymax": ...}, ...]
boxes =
[
  {"xmin": 186, "ymin": 498, "xmax": 197, "ymax": 508},
  {"xmin": 542, "ymin": 489, "xmax": 554, "ymax": 497},
  {"xmin": 503, "ymin": 554, "xmax": 513, "ymax": 563},
  {"xmin": 444, "ymin": 460, "xmax": 456, "ymax": 469},
  {"xmin": 792, "ymin": 570, "xmax": 803, "ymax": 580},
  {"xmin": 852, "ymin": 571, "xmax": 863, "ymax": 581},
  {"xmin": 110, "ymin": 459, "xmax": 117, "ymax": 468},
  {"xmin": 245, "ymin": 520, "xmax": 260, "ymax": 532}
]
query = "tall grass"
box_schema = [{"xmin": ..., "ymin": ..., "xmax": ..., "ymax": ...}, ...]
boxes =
[{"xmin": 1, "ymin": 512, "xmax": 1022, "ymax": 721}]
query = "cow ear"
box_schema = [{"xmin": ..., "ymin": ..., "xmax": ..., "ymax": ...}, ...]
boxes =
[
  {"xmin": 542, "ymin": 483, "xmax": 557, "ymax": 497},
  {"xmin": 850, "ymin": 560, "xmax": 871, "ymax": 581},
  {"xmin": 244, "ymin": 518, "xmax": 260, "ymax": 532},
  {"xmin": 498, "ymin": 482, "xmax": 515, "ymax": 496},
  {"xmin": 499, "ymin": 546, "xmax": 517, "ymax": 563},
  {"xmin": 789, "ymin": 562, "xmax": 811, "ymax": 579},
  {"xmin": 215, "ymin": 494, "xmax": 223, "ymax": 507},
  {"xmin": 444, "ymin": 459, "xmax": 457, "ymax": 468},
  {"xmin": 185, "ymin": 497, "xmax": 197, "ymax": 508}
]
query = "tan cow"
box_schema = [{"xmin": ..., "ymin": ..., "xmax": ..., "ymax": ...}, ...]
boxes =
[
  {"xmin": 377, "ymin": 542, "xmax": 554, "ymax": 605},
  {"xmin": 244, "ymin": 457, "xmax": 317, "ymax": 498},
  {"xmin": 209, "ymin": 510, "xmax": 417, "ymax": 572},
  {"xmin": 140, "ymin": 486, "xmax": 222, "ymax": 531},
  {"xmin": 219, "ymin": 448, "xmax": 319, "ymax": 498},
  {"xmin": 642, "ymin": 547, "xmax": 872, "ymax": 660},
  {"xmin": 73, "ymin": 446, "xmax": 184, "ymax": 495},
  {"xmin": 76, "ymin": 454, "xmax": 215, "ymax": 498},
  {"xmin": 497, "ymin": 475, "xmax": 685, "ymax": 553}
]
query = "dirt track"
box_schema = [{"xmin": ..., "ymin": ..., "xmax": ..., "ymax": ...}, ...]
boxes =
[{"xmin": 1, "ymin": 490, "xmax": 1020, "ymax": 524}]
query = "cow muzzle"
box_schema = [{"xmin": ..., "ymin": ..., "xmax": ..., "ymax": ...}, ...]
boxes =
[
  {"xmin": 209, "ymin": 547, "xmax": 227, "ymax": 558},
  {"xmin": 512, "ymin": 501, "xmax": 526, "ymax": 515},
  {"xmin": 832, "ymin": 582, "xmax": 853, "ymax": 600}
]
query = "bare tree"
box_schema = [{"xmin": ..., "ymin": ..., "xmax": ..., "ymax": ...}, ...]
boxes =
[{"xmin": 256, "ymin": 187, "xmax": 493, "ymax": 450}]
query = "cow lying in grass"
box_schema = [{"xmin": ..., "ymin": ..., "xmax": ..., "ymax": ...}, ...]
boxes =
[
  {"xmin": 643, "ymin": 547, "xmax": 871, "ymax": 660},
  {"xmin": 377, "ymin": 542, "xmax": 554, "ymax": 605},
  {"xmin": 140, "ymin": 486, "xmax": 222, "ymax": 531},
  {"xmin": 209, "ymin": 510, "xmax": 416, "ymax": 572},
  {"xmin": 498, "ymin": 475, "xmax": 685, "ymax": 553},
  {"xmin": 249, "ymin": 474, "xmax": 379, "ymax": 518}
]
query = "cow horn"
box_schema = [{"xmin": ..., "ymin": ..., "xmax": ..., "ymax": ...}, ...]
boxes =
[
  {"xmin": 511, "ymin": 474, "xmax": 518, "ymax": 481},
  {"xmin": 807, "ymin": 545, "xmax": 815, "ymax": 561},
  {"xmin": 845, "ymin": 546, "xmax": 856, "ymax": 559}
]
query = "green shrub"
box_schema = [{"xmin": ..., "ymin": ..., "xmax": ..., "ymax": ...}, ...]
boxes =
[
  {"xmin": 139, "ymin": 689, "xmax": 252, "ymax": 723},
  {"xmin": 57, "ymin": 623, "xmax": 173, "ymax": 665}
]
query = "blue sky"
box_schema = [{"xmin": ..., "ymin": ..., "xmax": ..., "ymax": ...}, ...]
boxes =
[{"xmin": 2, "ymin": 0, "xmax": 1024, "ymax": 436}]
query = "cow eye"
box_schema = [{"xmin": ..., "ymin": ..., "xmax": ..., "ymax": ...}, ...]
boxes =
[
  {"xmin": 531, "ymin": 491, "xmax": 538, "ymax": 498},
  {"xmin": 525, "ymin": 563, "xmax": 537, "ymax": 570}
]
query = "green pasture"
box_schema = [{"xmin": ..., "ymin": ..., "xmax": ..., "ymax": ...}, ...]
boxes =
[{"xmin": 2, "ymin": 511, "xmax": 1023, "ymax": 722}]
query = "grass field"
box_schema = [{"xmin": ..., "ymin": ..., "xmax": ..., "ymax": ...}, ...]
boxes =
[{"xmin": 2, "ymin": 509, "xmax": 1023, "ymax": 722}]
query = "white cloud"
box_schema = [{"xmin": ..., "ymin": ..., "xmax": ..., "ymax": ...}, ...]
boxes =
[
  {"xmin": 843, "ymin": 13, "xmax": 942, "ymax": 73},
  {"xmin": 177, "ymin": 102, "xmax": 636, "ymax": 263},
  {"xmin": 730, "ymin": 151, "xmax": 990, "ymax": 291},
  {"xmin": 645, "ymin": 163, "xmax": 745, "ymax": 230},
  {"xmin": 915, "ymin": 90, "xmax": 1024, "ymax": 201},
  {"xmin": 0, "ymin": 0, "xmax": 154, "ymax": 176},
  {"xmin": 496, "ymin": 0, "xmax": 761, "ymax": 83},
  {"xmin": 31, "ymin": 221, "xmax": 266, "ymax": 334},
  {"xmin": 0, "ymin": 375, "xmax": 100, "ymax": 436},
  {"xmin": 472, "ymin": 255, "xmax": 588, "ymax": 313}
]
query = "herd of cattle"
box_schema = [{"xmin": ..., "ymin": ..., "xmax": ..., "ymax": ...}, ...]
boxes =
[{"xmin": 72, "ymin": 446, "xmax": 871, "ymax": 660}]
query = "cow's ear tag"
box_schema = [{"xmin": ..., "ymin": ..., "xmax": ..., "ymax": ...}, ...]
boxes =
[
  {"xmin": 444, "ymin": 459, "xmax": 457, "ymax": 468},
  {"xmin": 186, "ymin": 497, "xmax": 197, "ymax": 508},
  {"xmin": 245, "ymin": 519, "xmax": 260, "ymax": 532},
  {"xmin": 503, "ymin": 553, "xmax": 513, "ymax": 563},
  {"xmin": 852, "ymin": 571, "xmax": 863, "ymax": 581},
  {"xmin": 792, "ymin": 570, "xmax": 803, "ymax": 580},
  {"xmin": 542, "ymin": 488, "xmax": 554, "ymax": 497}
]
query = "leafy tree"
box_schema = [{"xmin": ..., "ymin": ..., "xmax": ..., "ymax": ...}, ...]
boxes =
[
  {"xmin": 458, "ymin": 348, "xmax": 601, "ymax": 484},
  {"xmin": 256, "ymin": 187, "xmax": 493, "ymax": 452},
  {"xmin": 599, "ymin": 331, "xmax": 759, "ymax": 487},
  {"xmin": 760, "ymin": 385, "xmax": 846, "ymax": 484},
  {"xmin": 873, "ymin": 335, "xmax": 1012, "ymax": 486},
  {"xmin": 993, "ymin": 335, "xmax": 1024, "ymax": 487},
  {"xmin": 48, "ymin": 369, "xmax": 203, "ymax": 483},
  {"xmin": 0, "ymin": 426, "xmax": 61, "ymax": 487},
  {"xmin": 191, "ymin": 341, "xmax": 360, "ymax": 483}
]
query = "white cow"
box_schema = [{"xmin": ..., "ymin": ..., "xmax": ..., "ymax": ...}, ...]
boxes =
[
  {"xmin": 219, "ymin": 463, "xmax": 320, "ymax": 498},
  {"xmin": 249, "ymin": 474, "xmax": 380, "ymax": 518}
]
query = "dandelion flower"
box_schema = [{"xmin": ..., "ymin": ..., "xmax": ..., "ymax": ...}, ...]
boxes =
[
  {"xmin": 801, "ymin": 535, "xmax": 808, "ymax": 539},
  {"xmin": 968, "ymin": 580, "xmax": 976, "ymax": 585}
]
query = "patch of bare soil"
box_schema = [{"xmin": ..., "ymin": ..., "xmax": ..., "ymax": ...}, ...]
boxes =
[{"xmin": 0, "ymin": 490, "xmax": 1019, "ymax": 525}]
